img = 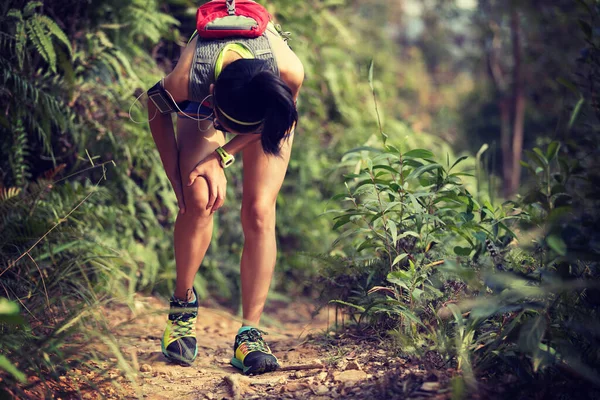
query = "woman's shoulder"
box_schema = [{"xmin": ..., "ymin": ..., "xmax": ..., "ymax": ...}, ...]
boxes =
[
  {"xmin": 163, "ymin": 36, "xmax": 199, "ymax": 102},
  {"xmin": 267, "ymin": 31, "xmax": 304, "ymax": 95}
]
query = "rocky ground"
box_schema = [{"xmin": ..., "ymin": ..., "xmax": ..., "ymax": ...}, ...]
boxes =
[{"xmin": 19, "ymin": 295, "xmax": 455, "ymax": 399}]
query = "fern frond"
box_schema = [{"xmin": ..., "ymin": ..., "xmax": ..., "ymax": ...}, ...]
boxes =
[
  {"xmin": 26, "ymin": 15, "xmax": 56, "ymax": 71},
  {"xmin": 38, "ymin": 15, "xmax": 72, "ymax": 56},
  {"xmin": 24, "ymin": 2, "xmax": 43, "ymax": 16},
  {"xmin": 6, "ymin": 9, "xmax": 23, "ymax": 21},
  {"xmin": 43, "ymin": 163, "xmax": 67, "ymax": 180},
  {"xmin": 95, "ymin": 30, "xmax": 114, "ymax": 49},
  {"xmin": 0, "ymin": 187, "xmax": 22, "ymax": 201},
  {"xmin": 112, "ymin": 50, "xmax": 140, "ymax": 84},
  {"xmin": 8, "ymin": 122, "xmax": 30, "ymax": 187}
]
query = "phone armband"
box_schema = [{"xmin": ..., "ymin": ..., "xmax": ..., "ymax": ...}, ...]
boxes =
[{"xmin": 148, "ymin": 80, "xmax": 177, "ymax": 114}]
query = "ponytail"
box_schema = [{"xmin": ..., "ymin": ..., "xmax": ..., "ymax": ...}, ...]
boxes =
[
  {"xmin": 250, "ymin": 71, "xmax": 297, "ymax": 156},
  {"xmin": 213, "ymin": 59, "xmax": 298, "ymax": 156}
]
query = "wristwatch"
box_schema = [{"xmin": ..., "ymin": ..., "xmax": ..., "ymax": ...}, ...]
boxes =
[{"xmin": 215, "ymin": 146, "xmax": 235, "ymax": 168}]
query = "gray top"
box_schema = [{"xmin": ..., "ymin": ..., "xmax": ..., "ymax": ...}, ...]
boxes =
[{"xmin": 188, "ymin": 32, "xmax": 280, "ymax": 103}]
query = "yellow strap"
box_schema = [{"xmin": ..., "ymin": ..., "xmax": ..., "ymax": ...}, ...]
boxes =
[
  {"xmin": 217, "ymin": 105, "xmax": 263, "ymax": 126},
  {"xmin": 214, "ymin": 42, "xmax": 255, "ymax": 80}
]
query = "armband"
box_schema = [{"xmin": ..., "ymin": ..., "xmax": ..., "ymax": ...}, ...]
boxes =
[{"xmin": 148, "ymin": 80, "xmax": 177, "ymax": 114}]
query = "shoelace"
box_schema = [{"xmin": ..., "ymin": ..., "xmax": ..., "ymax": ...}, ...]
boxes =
[
  {"xmin": 171, "ymin": 314, "xmax": 195, "ymax": 339},
  {"xmin": 237, "ymin": 328, "xmax": 270, "ymax": 353}
]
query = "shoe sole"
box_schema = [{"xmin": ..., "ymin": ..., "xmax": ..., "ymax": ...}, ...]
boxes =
[{"xmin": 230, "ymin": 356, "xmax": 280, "ymax": 375}]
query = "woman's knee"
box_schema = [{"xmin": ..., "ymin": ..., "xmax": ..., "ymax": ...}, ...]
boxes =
[
  {"xmin": 183, "ymin": 179, "xmax": 212, "ymax": 219},
  {"xmin": 241, "ymin": 200, "xmax": 276, "ymax": 234}
]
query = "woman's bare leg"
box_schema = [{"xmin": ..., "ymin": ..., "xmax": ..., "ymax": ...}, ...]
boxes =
[
  {"xmin": 173, "ymin": 118, "xmax": 225, "ymax": 300},
  {"xmin": 239, "ymin": 134, "xmax": 294, "ymax": 326}
]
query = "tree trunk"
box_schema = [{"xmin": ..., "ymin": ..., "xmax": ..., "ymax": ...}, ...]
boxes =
[
  {"xmin": 499, "ymin": 98, "xmax": 512, "ymax": 197},
  {"xmin": 508, "ymin": 8, "xmax": 525, "ymax": 197}
]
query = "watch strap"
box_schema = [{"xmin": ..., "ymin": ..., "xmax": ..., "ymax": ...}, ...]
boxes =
[{"xmin": 215, "ymin": 147, "xmax": 235, "ymax": 168}]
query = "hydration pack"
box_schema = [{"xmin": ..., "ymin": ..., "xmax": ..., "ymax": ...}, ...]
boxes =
[{"xmin": 196, "ymin": 0, "xmax": 272, "ymax": 39}]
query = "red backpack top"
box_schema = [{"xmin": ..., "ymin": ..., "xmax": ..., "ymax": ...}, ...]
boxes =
[{"xmin": 196, "ymin": 0, "xmax": 272, "ymax": 39}]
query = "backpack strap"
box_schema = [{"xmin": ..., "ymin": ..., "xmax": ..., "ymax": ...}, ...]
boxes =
[{"xmin": 226, "ymin": 0, "xmax": 236, "ymax": 15}]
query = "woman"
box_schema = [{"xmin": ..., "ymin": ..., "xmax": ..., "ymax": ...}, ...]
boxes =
[{"xmin": 147, "ymin": 3, "xmax": 304, "ymax": 375}]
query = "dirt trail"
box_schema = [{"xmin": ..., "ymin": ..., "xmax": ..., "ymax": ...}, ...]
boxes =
[{"xmin": 94, "ymin": 295, "xmax": 451, "ymax": 400}]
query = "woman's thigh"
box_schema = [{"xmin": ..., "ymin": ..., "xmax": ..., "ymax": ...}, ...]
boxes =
[
  {"xmin": 241, "ymin": 133, "xmax": 295, "ymax": 214},
  {"xmin": 177, "ymin": 118, "xmax": 226, "ymax": 210}
]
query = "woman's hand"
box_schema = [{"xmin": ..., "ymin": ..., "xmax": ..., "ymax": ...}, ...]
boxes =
[{"xmin": 187, "ymin": 152, "xmax": 226, "ymax": 213}]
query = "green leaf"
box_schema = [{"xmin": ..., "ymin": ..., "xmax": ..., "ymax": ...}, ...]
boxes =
[
  {"xmin": 26, "ymin": 17, "xmax": 57, "ymax": 72},
  {"xmin": 24, "ymin": 1, "xmax": 43, "ymax": 15},
  {"xmin": 372, "ymin": 164, "xmax": 398, "ymax": 174},
  {"xmin": 568, "ymin": 97, "xmax": 584, "ymax": 129},
  {"xmin": 407, "ymin": 164, "xmax": 442, "ymax": 180},
  {"xmin": 332, "ymin": 215, "xmax": 351, "ymax": 230},
  {"xmin": 7, "ymin": 9, "xmax": 23, "ymax": 20},
  {"xmin": 387, "ymin": 219, "xmax": 398, "ymax": 246},
  {"xmin": 39, "ymin": 15, "xmax": 72, "ymax": 55},
  {"xmin": 343, "ymin": 146, "xmax": 382, "ymax": 156},
  {"xmin": 533, "ymin": 148, "xmax": 549, "ymax": 168},
  {"xmin": 0, "ymin": 355, "xmax": 27, "ymax": 383},
  {"xmin": 357, "ymin": 239, "xmax": 376, "ymax": 253},
  {"xmin": 518, "ymin": 316, "xmax": 547, "ymax": 372},
  {"xmin": 404, "ymin": 149, "xmax": 434, "ymax": 159},
  {"xmin": 388, "ymin": 270, "xmax": 411, "ymax": 288},
  {"xmin": 0, "ymin": 298, "xmax": 19, "ymax": 315},
  {"xmin": 545, "ymin": 141, "xmax": 560, "ymax": 162},
  {"xmin": 391, "ymin": 253, "xmax": 408, "ymax": 267},
  {"xmin": 525, "ymin": 150, "xmax": 546, "ymax": 170},
  {"xmin": 449, "ymin": 155, "xmax": 469, "ymax": 172},
  {"xmin": 329, "ymin": 300, "xmax": 365, "ymax": 312},
  {"xmin": 454, "ymin": 246, "xmax": 472, "ymax": 256},
  {"xmin": 556, "ymin": 78, "xmax": 580, "ymax": 95},
  {"xmin": 547, "ymin": 234, "xmax": 567, "ymax": 256}
]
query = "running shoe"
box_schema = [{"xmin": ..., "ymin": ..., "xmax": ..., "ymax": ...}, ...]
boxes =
[
  {"xmin": 230, "ymin": 327, "xmax": 280, "ymax": 375},
  {"xmin": 161, "ymin": 289, "xmax": 198, "ymax": 365}
]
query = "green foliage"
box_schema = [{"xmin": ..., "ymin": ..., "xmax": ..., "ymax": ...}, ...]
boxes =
[{"xmin": 319, "ymin": 2, "xmax": 600, "ymax": 392}]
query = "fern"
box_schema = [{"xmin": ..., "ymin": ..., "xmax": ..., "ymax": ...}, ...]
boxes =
[
  {"xmin": 38, "ymin": 15, "xmax": 72, "ymax": 56},
  {"xmin": 0, "ymin": 187, "xmax": 22, "ymax": 201},
  {"xmin": 8, "ymin": 121, "xmax": 30, "ymax": 187},
  {"xmin": 23, "ymin": 1, "xmax": 43, "ymax": 16},
  {"xmin": 26, "ymin": 14, "xmax": 56, "ymax": 71}
]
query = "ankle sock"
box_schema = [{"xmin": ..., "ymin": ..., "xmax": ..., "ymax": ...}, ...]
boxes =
[
  {"xmin": 174, "ymin": 289, "xmax": 196, "ymax": 303},
  {"xmin": 238, "ymin": 326, "xmax": 253, "ymax": 335}
]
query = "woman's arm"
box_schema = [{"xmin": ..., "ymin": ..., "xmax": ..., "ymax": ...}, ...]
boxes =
[{"xmin": 148, "ymin": 92, "xmax": 187, "ymax": 214}]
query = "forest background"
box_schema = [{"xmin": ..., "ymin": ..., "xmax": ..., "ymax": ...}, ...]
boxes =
[{"xmin": 1, "ymin": 0, "xmax": 599, "ymax": 398}]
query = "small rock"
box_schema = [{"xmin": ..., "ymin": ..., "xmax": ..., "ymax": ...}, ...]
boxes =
[
  {"xmin": 313, "ymin": 385, "xmax": 329, "ymax": 395},
  {"xmin": 421, "ymin": 381, "xmax": 441, "ymax": 392},
  {"xmin": 333, "ymin": 370, "xmax": 368, "ymax": 383},
  {"xmin": 221, "ymin": 358, "xmax": 230, "ymax": 364},
  {"xmin": 140, "ymin": 364, "xmax": 152, "ymax": 373},
  {"xmin": 345, "ymin": 360, "xmax": 362, "ymax": 371},
  {"xmin": 284, "ymin": 382, "xmax": 307, "ymax": 392}
]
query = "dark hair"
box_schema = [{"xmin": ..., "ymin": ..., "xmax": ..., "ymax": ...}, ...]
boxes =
[{"xmin": 213, "ymin": 59, "xmax": 298, "ymax": 156}]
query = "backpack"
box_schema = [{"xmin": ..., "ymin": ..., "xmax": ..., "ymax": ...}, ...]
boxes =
[{"xmin": 196, "ymin": 0, "xmax": 272, "ymax": 39}]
